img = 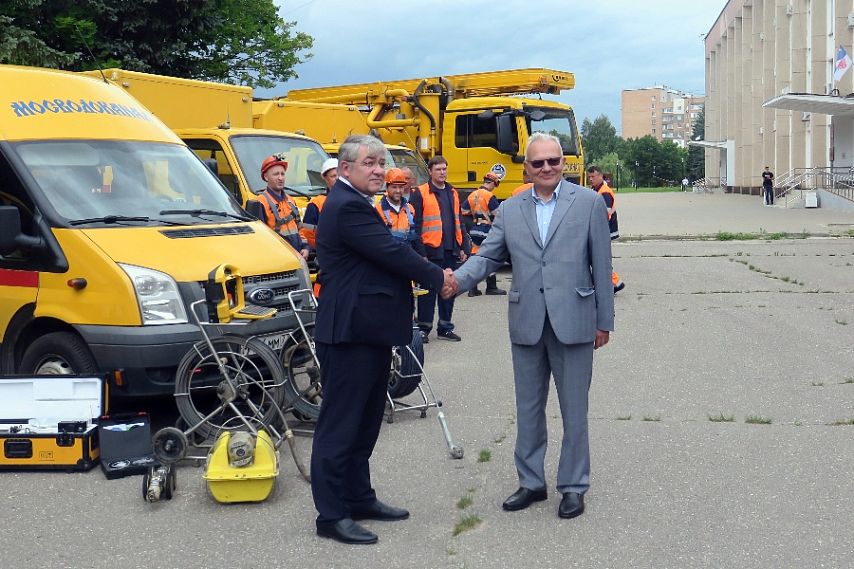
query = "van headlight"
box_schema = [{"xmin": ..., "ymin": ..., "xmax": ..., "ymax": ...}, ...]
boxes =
[{"xmin": 120, "ymin": 264, "xmax": 188, "ymax": 325}]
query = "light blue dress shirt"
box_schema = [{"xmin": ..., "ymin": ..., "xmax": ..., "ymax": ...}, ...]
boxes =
[{"xmin": 530, "ymin": 183, "xmax": 562, "ymax": 244}]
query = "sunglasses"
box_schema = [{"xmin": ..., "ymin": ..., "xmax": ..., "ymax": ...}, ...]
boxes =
[{"xmin": 527, "ymin": 157, "xmax": 562, "ymax": 169}]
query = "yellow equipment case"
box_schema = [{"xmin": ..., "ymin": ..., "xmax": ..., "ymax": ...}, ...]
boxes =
[{"xmin": 0, "ymin": 376, "xmax": 106, "ymax": 471}]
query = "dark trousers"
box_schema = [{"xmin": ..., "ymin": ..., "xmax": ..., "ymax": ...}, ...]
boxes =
[
  {"xmin": 311, "ymin": 342, "xmax": 392, "ymax": 524},
  {"xmin": 416, "ymin": 250, "xmax": 457, "ymax": 334},
  {"xmin": 763, "ymin": 185, "xmax": 774, "ymax": 205}
]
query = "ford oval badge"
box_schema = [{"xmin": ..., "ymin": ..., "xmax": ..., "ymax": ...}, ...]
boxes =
[{"xmin": 248, "ymin": 287, "xmax": 275, "ymax": 306}]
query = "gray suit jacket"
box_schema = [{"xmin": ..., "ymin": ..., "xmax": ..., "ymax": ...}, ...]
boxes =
[{"xmin": 454, "ymin": 180, "xmax": 614, "ymax": 346}]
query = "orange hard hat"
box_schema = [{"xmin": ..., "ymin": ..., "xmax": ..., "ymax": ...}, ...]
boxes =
[
  {"xmin": 261, "ymin": 153, "xmax": 288, "ymax": 180},
  {"xmin": 483, "ymin": 172, "xmax": 501, "ymax": 186},
  {"xmin": 385, "ymin": 168, "xmax": 406, "ymax": 185}
]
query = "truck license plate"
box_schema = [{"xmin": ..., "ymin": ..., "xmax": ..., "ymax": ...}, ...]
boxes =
[{"xmin": 261, "ymin": 333, "xmax": 287, "ymax": 352}]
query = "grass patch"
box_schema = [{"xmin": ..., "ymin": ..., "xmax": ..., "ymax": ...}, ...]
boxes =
[
  {"xmin": 642, "ymin": 415, "xmax": 661, "ymax": 422},
  {"xmin": 616, "ymin": 414, "xmax": 632, "ymax": 421},
  {"xmin": 456, "ymin": 494, "xmax": 473, "ymax": 510},
  {"xmin": 477, "ymin": 449, "xmax": 492, "ymax": 463},
  {"xmin": 841, "ymin": 377, "xmax": 854, "ymax": 385},
  {"xmin": 764, "ymin": 232, "xmax": 787, "ymax": 240},
  {"xmin": 745, "ymin": 415, "xmax": 772, "ymax": 425},
  {"xmin": 717, "ymin": 231, "xmax": 759, "ymax": 241},
  {"xmin": 708, "ymin": 412, "xmax": 735, "ymax": 422},
  {"xmin": 828, "ymin": 418, "xmax": 854, "ymax": 426},
  {"xmin": 452, "ymin": 513, "xmax": 482, "ymax": 536}
]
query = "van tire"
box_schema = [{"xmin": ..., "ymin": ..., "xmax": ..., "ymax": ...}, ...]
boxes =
[{"xmin": 20, "ymin": 332, "xmax": 98, "ymax": 375}]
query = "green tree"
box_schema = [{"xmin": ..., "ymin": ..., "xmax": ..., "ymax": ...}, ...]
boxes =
[
  {"xmin": 687, "ymin": 106, "xmax": 705, "ymax": 180},
  {"xmin": 0, "ymin": 0, "xmax": 312, "ymax": 88},
  {"xmin": 580, "ymin": 114, "xmax": 619, "ymax": 165}
]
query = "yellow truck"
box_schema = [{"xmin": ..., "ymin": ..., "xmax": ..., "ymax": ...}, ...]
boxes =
[
  {"xmin": 253, "ymin": 99, "xmax": 430, "ymax": 185},
  {"xmin": 285, "ymin": 68, "xmax": 585, "ymax": 198},
  {"xmin": 0, "ymin": 65, "xmax": 311, "ymax": 396},
  {"xmin": 84, "ymin": 69, "xmax": 331, "ymax": 210}
]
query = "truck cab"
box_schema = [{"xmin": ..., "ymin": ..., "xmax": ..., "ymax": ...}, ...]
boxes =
[{"xmin": 0, "ymin": 66, "xmax": 311, "ymax": 396}]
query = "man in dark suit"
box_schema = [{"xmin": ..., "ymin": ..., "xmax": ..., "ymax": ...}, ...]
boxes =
[{"xmin": 311, "ymin": 135, "xmax": 448, "ymax": 545}]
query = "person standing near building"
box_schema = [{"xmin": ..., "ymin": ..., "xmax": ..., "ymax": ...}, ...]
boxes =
[
  {"xmin": 248, "ymin": 153, "xmax": 309, "ymax": 259},
  {"xmin": 311, "ymin": 135, "xmax": 448, "ymax": 545},
  {"xmin": 587, "ymin": 165, "xmax": 624, "ymax": 293},
  {"xmin": 445, "ymin": 132, "xmax": 614, "ymax": 520},
  {"xmin": 461, "ymin": 172, "xmax": 505, "ymax": 296},
  {"xmin": 412, "ymin": 156, "xmax": 468, "ymax": 342},
  {"xmin": 762, "ymin": 166, "xmax": 774, "ymax": 205}
]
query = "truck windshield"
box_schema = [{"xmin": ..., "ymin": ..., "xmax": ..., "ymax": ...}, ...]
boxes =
[
  {"xmin": 231, "ymin": 134, "xmax": 329, "ymax": 198},
  {"xmin": 14, "ymin": 140, "xmax": 246, "ymax": 226},
  {"xmin": 526, "ymin": 109, "xmax": 580, "ymax": 157},
  {"xmin": 386, "ymin": 148, "xmax": 430, "ymax": 185}
]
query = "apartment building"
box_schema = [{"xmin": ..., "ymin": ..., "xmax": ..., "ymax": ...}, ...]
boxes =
[
  {"xmin": 621, "ymin": 86, "xmax": 704, "ymax": 147},
  {"xmin": 702, "ymin": 0, "xmax": 854, "ymax": 198}
]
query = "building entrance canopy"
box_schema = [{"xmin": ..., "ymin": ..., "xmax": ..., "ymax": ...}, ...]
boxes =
[{"xmin": 763, "ymin": 94, "xmax": 854, "ymax": 117}]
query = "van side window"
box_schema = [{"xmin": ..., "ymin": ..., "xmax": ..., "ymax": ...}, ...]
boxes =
[
  {"xmin": 0, "ymin": 152, "xmax": 39, "ymax": 266},
  {"xmin": 455, "ymin": 114, "xmax": 506, "ymax": 150},
  {"xmin": 184, "ymin": 139, "xmax": 241, "ymax": 203}
]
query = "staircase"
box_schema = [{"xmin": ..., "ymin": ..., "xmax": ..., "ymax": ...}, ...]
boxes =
[{"xmin": 773, "ymin": 167, "xmax": 854, "ymax": 208}]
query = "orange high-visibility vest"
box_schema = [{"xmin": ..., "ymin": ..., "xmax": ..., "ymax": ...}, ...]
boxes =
[
  {"xmin": 300, "ymin": 194, "xmax": 327, "ymax": 249},
  {"xmin": 256, "ymin": 189, "xmax": 301, "ymax": 239},
  {"xmin": 511, "ymin": 183, "xmax": 533, "ymax": 197},
  {"xmin": 376, "ymin": 200, "xmax": 416, "ymax": 241},
  {"xmin": 595, "ymin": 182, "xmax": 619, "ymax": 239},
  {"xmin": 417, "ymin": 183, "xmax": 462, "ymax": 249},
  {"xmin": 465, "ymin": 188, "xmax": 494, "ymax": 224}
]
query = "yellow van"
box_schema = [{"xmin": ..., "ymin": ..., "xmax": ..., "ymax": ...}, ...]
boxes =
[{"xmin": 0, "ymin": 66, "xmax": 311, "ymax": 396}]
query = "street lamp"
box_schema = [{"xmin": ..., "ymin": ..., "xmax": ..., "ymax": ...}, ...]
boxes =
[
  {"xmin": 634, "ymin": 160, "xmax": 639, "ymax": 188},
  {"xmin": 652, "ymin": 165, "xmax": 657, "ymax": 187},
  {"xmin": 615, "ymin": 160, "xmax": 620, "ymax": 191}
]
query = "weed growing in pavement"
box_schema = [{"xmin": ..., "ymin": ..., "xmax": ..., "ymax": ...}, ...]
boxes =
[
  {"xmin": 452, "ymin": 514, "xmax": 482, "ymax": 536},
  {"xmin": 793, "ymin": 420, "xmax": 803, "ymax": 426},
  {"xmin": 764, "ymin": 232, "xmax": 786, "ymax": 240},
  {"xmin": 828, "ymin": 418, "xmax": 854, "ymax": 426},
  {"xmin": 834, "ymin": 318, "xmax": 848, "ymax": 325},
  {"xmin": 745, "ymin": 415, "xmax": 773, "ymax": 425},
  {"xmin": 642, "ymin": 415, "xmax": 661, "ymax": 422},
  {"xmin": 811, "ymin": 381, "xmax": 825, "ymax": 387},
  {"xmin": 841, "ymin": 377, "xmax": 854, "ymax": 384},
  {"xmin": 456, "ymin": 494, "xmax": 473, "ymax": 510},
  {"xmin": 617, "ymin": 415, "xmax": 632, "ymax": 421},
  {"xmin": 477, "ymin": 449, "xmax": 492, "ymax": 463},
  {"xmin": 708, "ymin": 412, "xmax": 735, "ymax": 422},
  {"xmin": 717, "ymin": 231, "xmax": 759, "ymax": 241}
]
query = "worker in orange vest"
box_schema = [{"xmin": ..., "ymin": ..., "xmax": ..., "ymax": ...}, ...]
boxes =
[
  {"xmin": 461, "ymin": 172, "xmax": 505, "ymax": 296},
  {"xmin": 587, "ymin": 165, "xmax": 624, "ymax": 293},
  {"xmin": 411, "ymin": 155, "xmax": 469, "ymax": 342},
  {"xmin": 510, "ymin": 169, "xmax": 534, "ymax": 197},
  {"xmin": 301, "ymin": 157, "xmax": 337, "ymax": 250},
  {"xmin": 377, "ymin": 168, "xmax": 424, "ymax": 255},
  {"xmin": 247, "ymin": 153, "xmax": 309, "ymax": 259}
]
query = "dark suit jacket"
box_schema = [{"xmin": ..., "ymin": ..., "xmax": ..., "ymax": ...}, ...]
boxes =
[{"xmin": 315, "ymin": 179, "xmax": 445, "ymax": 346}]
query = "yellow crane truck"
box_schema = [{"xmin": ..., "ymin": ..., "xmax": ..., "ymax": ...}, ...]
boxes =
[{"xmin": 284, "ymin": 68, "xmax": 585, "ymax": 198}]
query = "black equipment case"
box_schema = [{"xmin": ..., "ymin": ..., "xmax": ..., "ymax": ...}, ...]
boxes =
[
  {"xmin": 0, "ymin": 376, "xmax": 106, "ymax": 471},
  {"xmin": 98, "ymin": 412, "xmax": 153, "ymax": 479}
]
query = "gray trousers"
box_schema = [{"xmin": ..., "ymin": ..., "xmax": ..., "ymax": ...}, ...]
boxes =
[{"xmin": 510, "ymin": 318, "xmax": 594, "ymax": 494}]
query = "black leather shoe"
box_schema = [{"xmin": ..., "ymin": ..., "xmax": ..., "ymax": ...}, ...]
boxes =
[
  {"xmin": 485, "ymin": 287, "xmax": 506, "ymax": 295},
  {"xmin": 502, "ymin": 487, "xmax": 547, "ymax": 511},
  {"xmin": 316, "ymin": 518, "xmax": 378, "ymax": 544},
  {"xmin": 558, "ymin": 492, "xmax": 585, "ymax": 519},
  {"xmin": 614, "ymin": 282, "xmax": 625, "ymax": 294},
  {"xmin": 437, "ymin": 330, "xmax": 461, "ymax": 342},
  {"xmin": 350, "ymin": 500, "xmax": 410, "ymax": 521},
  {"xmin": 467, "ymin": 288, "xmax": 482, "ymax": 297},
  {"xmin": 419, "ymin": 330, "xmax": 429, "ymax": 344}
]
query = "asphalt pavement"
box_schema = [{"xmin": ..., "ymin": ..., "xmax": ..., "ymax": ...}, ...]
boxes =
[{"xmin": 1, "ymin": 192, "xmax": 852, "ymax": 569}]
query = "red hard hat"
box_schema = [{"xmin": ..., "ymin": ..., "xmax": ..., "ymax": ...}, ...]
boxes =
[
  {"xmin": 261, "ymin": 153, "xmax": 288, "ymax": 180},
  {"xmin": 385, "ymin": 168, "xmax": 406, "ymax": 185},
  {"xmin": 483, "ymin": 172, "xmax": 501, "ymax": 186}
]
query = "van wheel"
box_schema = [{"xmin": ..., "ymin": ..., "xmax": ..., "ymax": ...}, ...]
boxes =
[{"xmin": 20, "ymin": 332, "xmax": 98, "ymax": 375}]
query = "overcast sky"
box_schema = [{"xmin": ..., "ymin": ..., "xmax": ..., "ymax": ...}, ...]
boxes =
[{"xmin": 265, "ymin": 0, "xmax": 725, "ymax": 135}]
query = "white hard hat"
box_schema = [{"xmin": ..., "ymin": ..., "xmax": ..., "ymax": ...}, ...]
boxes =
[{"xmin": 321, "ymin": 158, "xmax": 338, "ymax": 176}]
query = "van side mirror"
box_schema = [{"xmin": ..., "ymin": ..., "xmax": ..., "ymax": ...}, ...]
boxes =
[{"xmin": 0, "ymin": 206, "xmax": 44, "ymax": 254}]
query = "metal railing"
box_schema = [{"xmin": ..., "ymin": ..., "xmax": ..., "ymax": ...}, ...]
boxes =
[
  {"xmin": 774, "ymin": 167, "xmax": 854, "ymax": 206},
  {"xmin": 691, "ymin": 177, "xmax": 722, "ymax": 193}
]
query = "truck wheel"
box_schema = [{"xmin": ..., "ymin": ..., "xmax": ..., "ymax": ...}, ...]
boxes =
[{"xmin": 20, "ymin": 332, "xmax": 98, "ymax": 375}]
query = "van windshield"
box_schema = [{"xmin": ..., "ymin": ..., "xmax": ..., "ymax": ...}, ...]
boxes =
[
  {"xmin": 14, "ymin": 140, "xmax": 245, "ymax": 226},
  {"xmin": 526, "ymin": 108, "xmax": 581, "ymax": 157},
  {"xmin": 386, "ymin": 148, "xmax": 430, "ymax": 185},
  {"xmin": 230, "ymin": 134, "xmax": 329, "ymax": 199}
]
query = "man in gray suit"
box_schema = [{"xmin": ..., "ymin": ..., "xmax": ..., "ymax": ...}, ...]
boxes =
[{"xmin": 443, "ymin": 132, "xmax": 614, "ymax": 519}]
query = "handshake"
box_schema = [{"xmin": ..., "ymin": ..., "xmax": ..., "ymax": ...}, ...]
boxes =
[{"xmin": 440, "ymin": 268, "xmax": 459, "ymax": 299}]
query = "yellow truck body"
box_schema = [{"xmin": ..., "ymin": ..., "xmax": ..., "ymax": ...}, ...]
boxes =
[
  {"xmin": 0, "ymin": 65, "xmax": 310, "ymax": 396},
  {"xmin": 285, "ymin": 68, "xmax": 585, "ymax": 199},
  {"xmin": 83, "ymin": 69, "xmax": 329, "ymax": 209}
]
